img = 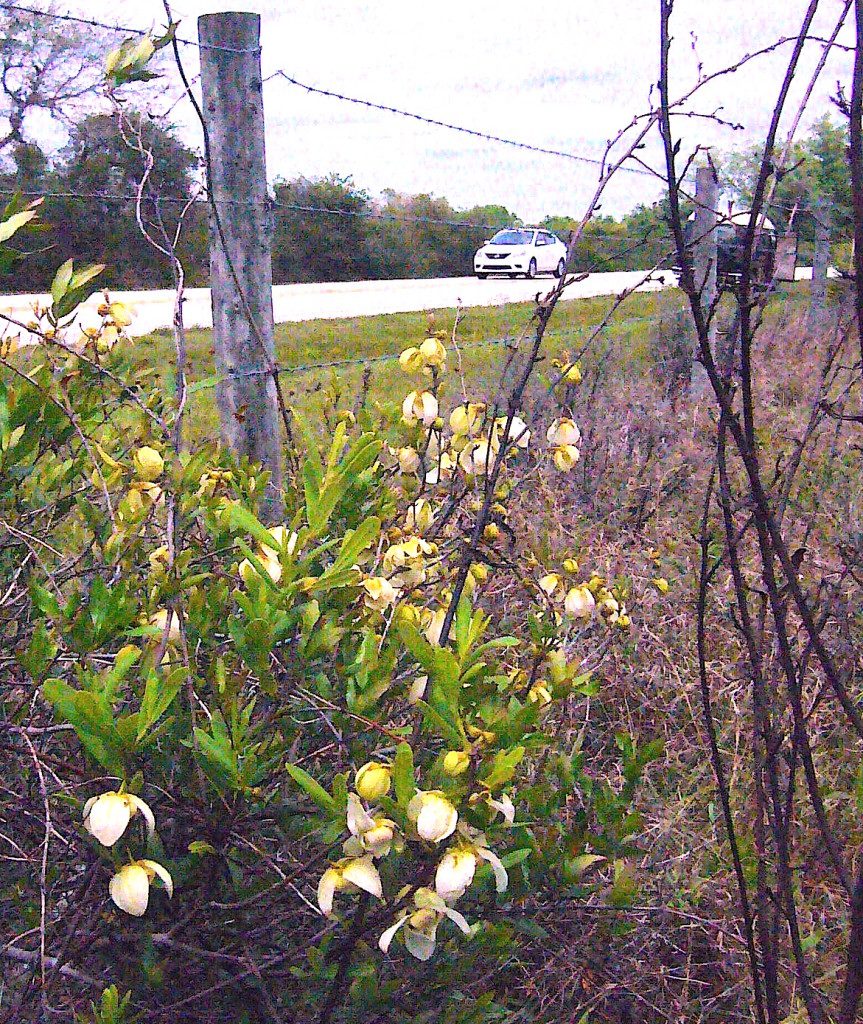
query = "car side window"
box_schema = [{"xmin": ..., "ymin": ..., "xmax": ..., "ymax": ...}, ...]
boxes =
[
  {"xmin": 536, "ymin": 234, "xmax": 547, "ymax": 246},
  {"xmin": 539, "ymin": 232, "xmax": 555, "ymax": 246}
]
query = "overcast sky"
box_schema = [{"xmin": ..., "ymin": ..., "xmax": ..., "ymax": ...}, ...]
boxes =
[{"xmin": 70, "ymin": 1, "xmax": 854, "ymax": 221}]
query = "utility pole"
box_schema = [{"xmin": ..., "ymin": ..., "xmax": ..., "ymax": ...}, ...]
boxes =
[
  {"xmin": 691, "ymin": 163, "xmax": 719, "ymax": 394},
  {"xmin": 198, "ymin": 11, "xmax": 283, "ymax": 520}
]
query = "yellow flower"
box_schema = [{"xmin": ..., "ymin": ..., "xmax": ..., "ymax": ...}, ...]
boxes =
[
  {"xmin": 382, "ymin": 536, "xmax": 434, "ymax": 588},
  {"xmin": 425, "ymin": 451, "xmax": 455, "ymax": 485},
  {"xmin": 95, "ymin": 324, "xmax": 119, "ymax": 354},
  {"xmin": 419, "ymin": 336, "xmax": 446, "ymax": 368},
  {"xmin": 127, "ymin": 480, "xmax": 163, "ymax": 508},
  {"xmin": 240, "ymin": 526, "xmax": 297, "ymax": 585},
  {"xmin": 546, "ymin": 418, "xmax": 581, "ymax": 447},
  {"xmin": 442, "ymin": 750, "xmax": 470, "ymax": 776},
  {"xmin": 435, "ymin": 836, "xmax": 508, "ymax": 901},
  {"xmin": 355, "ymin": 762, "xmax": 392, "ymax": 801},
  {"xmin": 399, "ymin": 347, "xmax": 425, "ymax": 373},
  {"xmin": 483, "ymin": 523, "xmax": 501, "ymax": 542},
  {"xmin": 402, "ymin": 390, "xmax": 439, "ymax": 427},
  {"xmin": 406, "ymin": 498, "xmax": 434, "ymax": 534},
  {"xmin": 539, "ymin": 573, "xmax": 563, "ymax": 597},
  {"xmin": 598, "ymin": 593, "xmax": 621, "ymax": 625},
  {"xmin": 83, "ymin": 791, "xmax": 155, "ymax": 847},
  {"xmin": 407, "ymin": 791, "xmax": 458, "ymax": 843},
  {"xmin": 552, "ymin": 444, "xmax": 580, "ymax": 472},
  {"xmin": 397, "ymin": 604, "xmax": 422, "ymax": 627},
  {"xmin": 483, "ymin": 791, "xmax": 516, "ymax": 823},
  {"xmin": 317, "ymin": 856, "xmax": 382, "ymax": 916},
  {"xmin": 109, "ymin": 859, "xmax": 172, "ymax": 917},
  {"xmin": 239, "ymin": 550, "xmax": 282, "ymax": 585},
  {"xmin": 563, "ymin": 362, "xmax": 582, "ymax": 384},
  {"xmin": 528, "ymin": 682, "xmax": 553, "ymax": 706},
  {"xmin": 459, "ymin": 439, "xmax": 494, "ymax": 476},
  {"xmin": 449, "ymin": 403, "xmax": 485, "ymax": 436},
  {"xmin": 361, "ymin": 576, "xmax": 401, "ymax": 612},
  {"xmin": 564, "ymin": 585, "xmax": 595, "ymax": 619},
  {"xmin": 407, "ymin": 674, "xmax": 428, "ymax": 703},
  {"xmin": 425, "ymin": 607, "xmax": 447, "ymax": 647},
  {"xmin": 132, "ymin": 446, "xmax": 164, "ymax": 481},
  {"xmin": 379, "ymin": 887, "xmax": 470, "ymax": 961},
  {"xmin": 398, "ymin": 447, "xmax": 421, "ymax": 474},
  {"xmin": 493, "ymin": 415, "xmax": 530, "ymax": 450},
  {"xmin": 652, "ymin": 577, "xmax": 670, "ymax": 594},
  {"xmin": 0, "ymin": 334, "xmax": 20, "ymax": 358},
  {"xmin": 108, "ymin": 301, "xmax": 133, "ymax": 327},
  {"xmin": 346, "ymin": 793, "xmax": 398, "ymax": 858},
  {"xmin": 150, "ymin": 608, "xmax": 181, "ymax": 643},
  {"xmin": 562, "ymin": 557, "xmax": 580, "ymax": 573},
  {"xmin": 470, "ymin": 562, "xmax": 488, "ymax": 583},
  {"xmin": 197, "ymin": 469, "xmax": 234, "ymax": 497}
]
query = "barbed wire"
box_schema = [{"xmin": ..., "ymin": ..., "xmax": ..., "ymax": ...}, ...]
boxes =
[
  {"xmin": 0, "ymin": 186, "xmax": 816, "ymax": 230},
  {"xmin": 265, "ymin": 71, "xmax": 657, "ymax": 179},
  {"xmin": 185, "ymin": 314, "xmax": 650, "ymax": 391},
  {"xmin": 0, "ymin": 187, "xmax": 609, "ymax": 233},
  {"xmin": 0, "ymin": 187, "xmax": 517, "ymax": 231},
  {"xmin": 0, "ymin": 3, "xmax": 260, "ymax": 54}
]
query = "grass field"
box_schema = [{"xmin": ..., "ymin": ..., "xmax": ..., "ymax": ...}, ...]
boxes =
[{"xmin": 132, "ymin": 290, "xmax": 671, "ymax": 438}]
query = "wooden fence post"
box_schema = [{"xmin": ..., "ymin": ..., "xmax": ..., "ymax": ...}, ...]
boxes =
[
  {"xmin": 691, "ymin": 163, "xmax": 719, "ymax": 393},
  {"xmin": 808, "ymin": 198, "xmax": 831, "ymax": 328},
  {"xmin": 198, "ymin": 11, "xmax": 283, "ymax": 520}
]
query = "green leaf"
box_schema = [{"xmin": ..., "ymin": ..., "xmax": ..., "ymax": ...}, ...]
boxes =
[
  {"xmin": 42, "ymin": 679, "xmax": 123, "ymax": 775},
  {"xmin": 50, "ymin": 259, "xmax": 73, "ymax": 305},
  {"xmin": 286, "ymin": 763, "xmax": 336, "ymax": 812},
  {"xmin": 18, "ymin": 620, "xmax": 57, "ymax": 680},
  {"xmin": 226, "ymin": 501, "xmax": 276, "ymax": 550},
  {"xmin": 480, "ymin": 745, "xmax": 525, "ymax": 790},
  {"xmin": 329, "ymin": 516, "xmax": 380, "ymax": 574},
  {"xmin": 566, "ymin": 854, "xmax": 606, "ymax": 879},
  {"xmin": 501, "ymin": 847, "xmax": 532, "ymax": 868},
  {"xmin": 608, "ymin": 863, "xmax": 639, "ymax": 908},
  {"xmin": 414, "ymin": 699, "xmax": 464, "ymax": 747},
  {"xmin": 30, "ymin": 582, "xmax": 61, "ymax": 620},
  {"xmin": 393, "ymin": 742, "xmax": 415, "ymax": 808},
  {"xmin": 0, "ymin": 207, "xmax": 38, "ymax": 244},
  {"xmin": 69, "ymin": 263, "xmax": 106, "ymax": 291},
  {"xmin": 137, "ymin": 668, "xmax": 184, "ymax": 742}
]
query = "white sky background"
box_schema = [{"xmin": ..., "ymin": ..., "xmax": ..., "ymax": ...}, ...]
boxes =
[{"xmin": 67, "ymin": 0, "xmax": 855, "ymax": 222}]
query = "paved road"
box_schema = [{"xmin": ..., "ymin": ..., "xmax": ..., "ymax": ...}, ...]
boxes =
[
  {"xmin": 0, "ymin": 270, "xmax": 677, "ymax": 342},
  {"xmin": 0, "ymin": 266, "xmax": 821, "ymax": 342}
]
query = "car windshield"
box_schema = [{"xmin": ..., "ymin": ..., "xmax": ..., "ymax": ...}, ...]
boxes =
[{"xmin": 489, "ymin": 229, "xmax": 534, "ymax": 246}]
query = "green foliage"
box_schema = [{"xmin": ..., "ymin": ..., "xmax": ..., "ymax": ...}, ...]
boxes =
[
  {"xmin": 76, "ymin": 985, "xmax": 132, "ymax": 1024},
  {"xmin": 722, "ymin": 114, "xmax": 852, "ymax": 257},
  {"xmin": 0, "ymin": 170, "xmax": 661, "ymax": 1024}
]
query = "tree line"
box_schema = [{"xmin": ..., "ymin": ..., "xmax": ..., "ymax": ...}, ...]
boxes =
[{"xmin": 0, "ymin": 108, "xmax": 854, "ymax": 294}]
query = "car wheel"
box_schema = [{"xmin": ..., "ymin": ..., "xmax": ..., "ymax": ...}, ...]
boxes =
[
  {"xmin": 476, "ymin": 273, "xmax": 488, "ymax": 280},
  {"xmin": 526, "ymin": 258, "xmax": 537, "ymax": 280},
  {"xmin": 554, "ymin": 258, "xmax": 566, "ymax": 279}
]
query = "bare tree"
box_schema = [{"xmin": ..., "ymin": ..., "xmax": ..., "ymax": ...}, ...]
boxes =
[{"xmin": 0, "ymin": 3, "xmax": 109, "ymax": 157}]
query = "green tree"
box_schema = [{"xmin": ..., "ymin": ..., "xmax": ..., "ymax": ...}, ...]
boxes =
[
  {"xmin": 48, "ymin": 112, "xmax": 203, "ymax": 290},
  {"xmin": 272, "ymin": 174, "xmax": 373, "ymax": 283},
  {"xmin": 722, "ymin": 114, "xmax": 851, "ymax": 258}
]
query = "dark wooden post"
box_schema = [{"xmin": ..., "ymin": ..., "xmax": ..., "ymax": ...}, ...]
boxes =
[
  {"xmin": 808, "ymin": 198, "xmax": 831, "ymax": 328},
  {"xmin": 198, "ymin": 12, "xmax": 283, "ymax": 519}
]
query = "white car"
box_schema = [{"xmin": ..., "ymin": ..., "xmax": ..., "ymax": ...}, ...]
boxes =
[{"xmin": 474, "ymin": 228, "xmax": 568, "ymax": 280}]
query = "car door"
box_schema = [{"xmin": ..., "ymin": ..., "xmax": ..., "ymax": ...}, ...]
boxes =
[{"xmin": 537, "ymin": 232, "xmax": 556, "ymax": 272}]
